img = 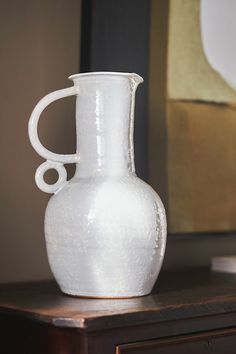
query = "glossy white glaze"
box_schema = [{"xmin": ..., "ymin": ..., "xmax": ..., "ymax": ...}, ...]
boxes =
[{"xmin": 28, "ymin": 72, "xmax": 167, "ymax": 297}]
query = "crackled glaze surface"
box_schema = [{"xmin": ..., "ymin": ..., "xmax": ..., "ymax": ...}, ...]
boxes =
[
  {"xmin": 45, "ymin": 176, "xmax": 166, "ymax": 297},
  {"xmin": 29, "ymin": 72, "xmax": 167, "ymax": 297}
]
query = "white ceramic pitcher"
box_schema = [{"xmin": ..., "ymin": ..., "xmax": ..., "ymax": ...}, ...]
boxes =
[{"xmin": 28, "ymin": 72, "xmax": 167, "ymax": 298}]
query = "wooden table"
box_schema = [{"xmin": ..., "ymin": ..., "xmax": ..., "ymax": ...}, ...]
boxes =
[{"xmin": 0, "ymin": 268, "xmax": 236, "ymax": 353}]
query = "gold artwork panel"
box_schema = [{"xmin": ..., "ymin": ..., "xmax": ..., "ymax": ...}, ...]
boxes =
[{"xmin": 168, "ymin": 101, "xmax": 236, "ymax": 233}]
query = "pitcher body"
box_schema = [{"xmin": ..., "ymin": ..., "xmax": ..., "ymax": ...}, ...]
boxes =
[{"xmin": 28, "ymin": 72, "xmax": 167, "ymax": 298}]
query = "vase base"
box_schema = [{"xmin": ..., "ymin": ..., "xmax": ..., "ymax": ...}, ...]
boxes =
[{"xmin": 61, "ymin": 289, "xmax": 151, "ymax": 299}]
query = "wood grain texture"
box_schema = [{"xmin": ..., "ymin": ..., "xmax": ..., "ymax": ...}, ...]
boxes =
[
  {"xmin": 0, "ymin": 314, "xmax": 83, "ymax": 354},
  {"xmin": 117, "ymin": 327, "xmax": 236, "ymax": 354},
  {"xmin": 1, "ymin": 269, "xmax": 236, "ymax": 331},
  {"xmin": 1, "ymin": 269, "xmax": 236, "ymax": 354}
]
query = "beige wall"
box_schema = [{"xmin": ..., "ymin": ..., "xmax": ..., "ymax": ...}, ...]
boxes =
[{"xmin": 0, "ymin": 0, "xmax": 81, "ymax": 283}]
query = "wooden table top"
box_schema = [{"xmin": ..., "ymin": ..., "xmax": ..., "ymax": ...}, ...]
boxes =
[{"xmin": 0, "ymin": 268, "xmax": 236, "ymax": 331}]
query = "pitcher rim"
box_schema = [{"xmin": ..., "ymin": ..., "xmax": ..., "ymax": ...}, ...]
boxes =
[{"xmin": 69, "ymin": 71, "xmax": 144, "ymax": 83}]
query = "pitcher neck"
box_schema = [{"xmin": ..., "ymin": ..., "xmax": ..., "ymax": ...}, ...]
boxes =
[{"xmin": 70, "ymin": 72, "xmax": 143, "ymax": 178}]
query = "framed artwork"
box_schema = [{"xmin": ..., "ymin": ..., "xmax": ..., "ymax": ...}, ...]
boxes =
[{"xmin": 149, "ymin": 0, "xmax": 236, "ymax": 233}]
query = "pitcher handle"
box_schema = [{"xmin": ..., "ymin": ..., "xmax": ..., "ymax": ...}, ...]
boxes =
[{"xmin": 28, "ymin": 86, "xmax": 79, "ymax": 194}]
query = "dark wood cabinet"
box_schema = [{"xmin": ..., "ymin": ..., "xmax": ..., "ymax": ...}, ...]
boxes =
[
  {"xmin": 0, "ymin": 269, "xmax": 236, "ymax": 354},
  {"xmin": 117, "ymin": 328, "xmax": 236, "ymax": 354}
]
